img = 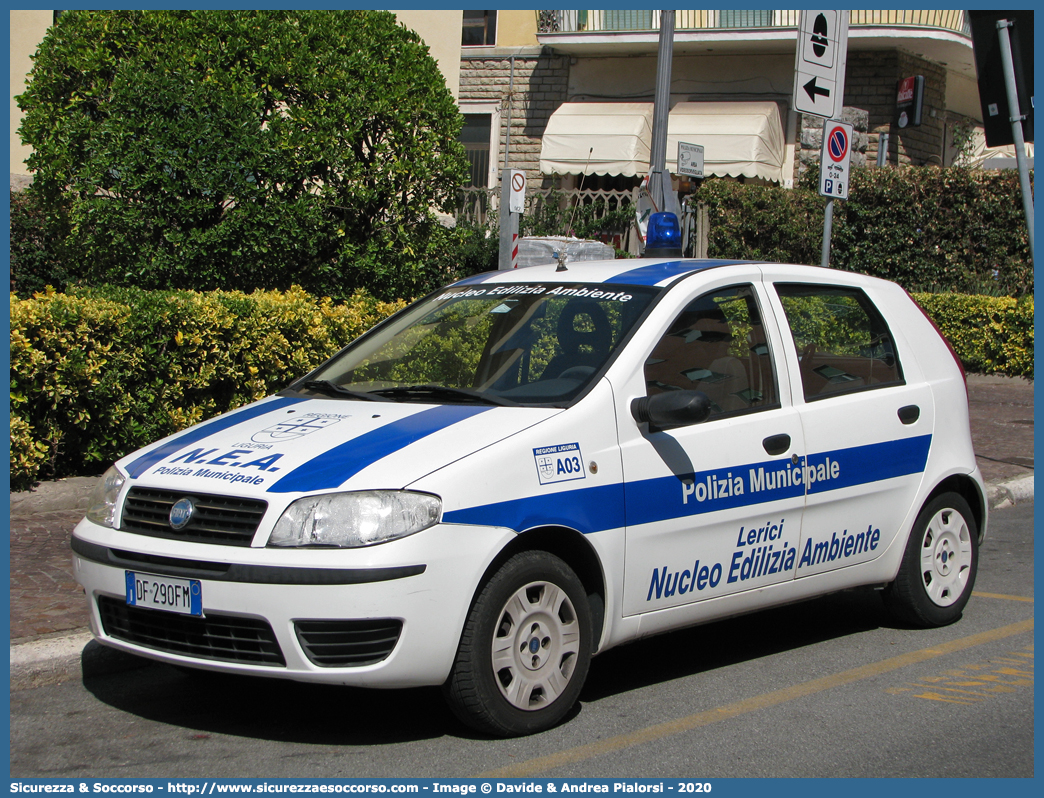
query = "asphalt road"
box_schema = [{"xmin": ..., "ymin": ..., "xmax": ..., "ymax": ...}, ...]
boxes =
[{"xmin": 10, "ymin": 501, "xmax": 1034, "ymax": 779}]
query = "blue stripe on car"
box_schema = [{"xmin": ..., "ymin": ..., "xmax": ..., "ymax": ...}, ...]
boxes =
[
  {"xmin": 267, "ymin": 405, "xmax": 494, "ymax": 494},
  {"xmin": 805, "ymin": 436, "xmax": 932, "ymax": 495},
  {"xmin": 444, "ymin": 436, "xmax": 932, "ymax": 534},
  {"xmin": 125, "ymin": 397, "xmax": 307, "ymax": 479},
  {"xmin": 452, "ymin": 272, "xmax": 500, "ymax": 286},
  {"xmin": 442, "ymin": 483, "xmax": 625, "ymax": 534},
  {"xmin": 605, "ymin": 260, "xmax": 742, "ymax": 287}
]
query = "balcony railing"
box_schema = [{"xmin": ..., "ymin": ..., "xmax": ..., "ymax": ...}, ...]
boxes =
[{"xmin": 538, "ymin": 10, "xmax": 970, "ymax": 36}]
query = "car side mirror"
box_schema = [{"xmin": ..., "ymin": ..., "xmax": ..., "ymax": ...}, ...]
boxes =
[{"xmin": 631, "ymin": 390, "xmax": 713, "ymax": 431}]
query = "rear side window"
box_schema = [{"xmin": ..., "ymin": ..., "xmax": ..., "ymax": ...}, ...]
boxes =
[
  {"xmin": 775, "ymin": 283, "xmax": 903, "ymax": 401},
  {"xmin": 644, "ymin": 284, "xmax": 779, "ymax": 420}
]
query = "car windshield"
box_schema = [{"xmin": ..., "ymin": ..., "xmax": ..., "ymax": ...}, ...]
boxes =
[{"xmin": 297, "ymin": 281, "xmax": 660, "ymax": 406}]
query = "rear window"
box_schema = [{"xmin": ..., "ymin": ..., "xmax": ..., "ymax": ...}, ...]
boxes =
[{"xmin": 774, "ymin": 283, "xmax": 904, "ymax": 401}]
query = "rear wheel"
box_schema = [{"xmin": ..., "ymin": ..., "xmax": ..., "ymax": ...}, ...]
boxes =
[
  {"xmin": 883, "ymin": 492, "xmax": 978, "ymax": 627},
  {"xmin": 444, "ymin": 551, "xmax": 592, "ymax": 737}
]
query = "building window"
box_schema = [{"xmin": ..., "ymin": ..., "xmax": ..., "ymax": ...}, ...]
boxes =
[
  {"xmin": 603, "ymin": 10, "xmax": 653, "ymax": 31},
  {"xmin": 717, "ymin": 10, "xmax": 773, "ymax": 28},
  {"xmin": 462, "ymin": 10, "xmax": 497, "ymax": 46},
  {"xmin": 461, "ymin": 114, "xmax": 493, "ymax": 188}
]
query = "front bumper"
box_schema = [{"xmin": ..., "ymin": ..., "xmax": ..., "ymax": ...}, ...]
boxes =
[{"xmin": 72, "ymin": 517, "xmax": 514, "ymax": 688}]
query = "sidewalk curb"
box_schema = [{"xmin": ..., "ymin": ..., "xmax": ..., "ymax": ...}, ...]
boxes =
[
  {"xmin": 9, "ymin": 632, "xmax": 150, "ymax": 691},
  {"xmin": 986, "ymin": 474, "xmax": 1035, "ymax": 510},
  {"xmin": 10, "ymin": 476, "xmax": 1034, "ymax": 690}
]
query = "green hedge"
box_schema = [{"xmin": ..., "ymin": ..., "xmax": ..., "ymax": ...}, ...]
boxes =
[
  {"xmin": 912, "ymin": 293, "xmax": 1034, "ymax": 378},
  {"xmin": 700, "ymin": 166, "xmax": 1033, "ymax": 297},
  {"xmin": 9, "ymin": 287, "xmax": 1032, "ymax": 489},
  {"xmin": 10, "ymin": 286, "xmax": 405, "ymax": 489}
]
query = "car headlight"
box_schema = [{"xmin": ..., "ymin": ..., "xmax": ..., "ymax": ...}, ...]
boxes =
[
  {"xmin": 267, "ymin": 491, "xmax": 442, "ymax": 548},
  {"xmin": 86, "ymin": 465, "xmax": 126, "ymax": 529}
]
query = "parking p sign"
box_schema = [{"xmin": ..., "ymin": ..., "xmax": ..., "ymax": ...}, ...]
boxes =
[{"xmin": 818, "ymin": 120, "xmax": 853, "ymax": 200}]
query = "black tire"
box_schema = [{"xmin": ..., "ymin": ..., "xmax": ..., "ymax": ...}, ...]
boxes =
[
  {"xmin": 443, "ymin": 551, "xmax": 593, "ymax": 737},
  {"xmin": 883, "ymin": 492, "xmax": 978, "ymax": 627}
]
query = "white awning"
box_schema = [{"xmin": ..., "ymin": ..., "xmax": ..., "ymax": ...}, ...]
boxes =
[
  {"xmin": 539, "ymin": 103, "xmax": 653, "ymax": 177},
  {"xmin": 539, "ymin": 101, "xmax": 786, "ymax": 183},
  {"xmin": 666, "ymin": 101, "xmax": 786, "ymax": 184}
]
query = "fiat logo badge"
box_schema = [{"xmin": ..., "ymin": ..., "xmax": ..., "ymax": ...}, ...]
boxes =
[{"xmin": 169, "ymin": 497, "xmax": 196, "ymax": 530}]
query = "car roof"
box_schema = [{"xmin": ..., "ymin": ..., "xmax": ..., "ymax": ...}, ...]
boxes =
[{"xmin": 451, "ymin": 258, "xmax": 766, "ymax": 289}]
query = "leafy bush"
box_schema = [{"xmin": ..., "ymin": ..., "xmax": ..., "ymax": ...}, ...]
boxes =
[
  {"xmin": 912, "ymin": 293, "xmax": 1034, "ymax": 378},
  {"xmin": 10, "ymin": 287, "xmax": 405, "ymax": 489},
  {"xmin": 15, "ymin": 10, "xmax": 467, "ymax": 302},
  {"xmin": 9, "ymin": 190, "xmax": 71, "ymax": 296},
  {"xmin": 700, "ymin": 165, "xmax": 1033, "ymax": 296}
]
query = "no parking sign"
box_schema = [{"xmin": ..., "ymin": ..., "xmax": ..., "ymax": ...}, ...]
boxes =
[{"xmin": 818, "ymin": 120, "xmax": 853, "ymax": 200}]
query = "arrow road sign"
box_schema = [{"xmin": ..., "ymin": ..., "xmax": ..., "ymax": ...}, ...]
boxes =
[
  {"xmin": 794, "ymin": 10, "xmax": 849, "ymax": 119},
  {"xmin": 803, "ymin": 76, "xmax": 831, "ymax": 103}
]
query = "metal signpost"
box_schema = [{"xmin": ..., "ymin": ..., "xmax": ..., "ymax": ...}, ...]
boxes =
[
  {"xmin": 794, "ymin": 10, "xmax": 851, "ymax": 268},
  {"xmin": 498, "ymin": 169, "xmax": 525, "ymax": 270},
  {"xmin": 646, "ymin": 10, "xmax": 678, "ymax": 221},
  {"xmin": 968, "ymin": 11, "xmax": 1034, "ymax": 263},
  {"xmin": 995, "ymin": 19, "xmax": 1034, "ymax": 261},
  {"xmin": 818, "ymin": 120, "xmax": 853, "ymax": 267}
]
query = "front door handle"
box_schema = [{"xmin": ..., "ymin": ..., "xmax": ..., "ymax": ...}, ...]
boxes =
[{"xmin": 763, "ymin": 434, "xmax": 791, "ymax": 456}]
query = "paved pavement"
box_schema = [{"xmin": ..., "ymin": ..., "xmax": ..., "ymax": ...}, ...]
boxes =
[{"xmin": 8, "ymin": 374, "xmax": 1034, "ymax": 687}]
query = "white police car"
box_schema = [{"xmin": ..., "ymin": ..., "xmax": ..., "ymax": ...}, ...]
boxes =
[{"xmin": 73, "ymin": 258, "xmax": 985, "ymax": 737}]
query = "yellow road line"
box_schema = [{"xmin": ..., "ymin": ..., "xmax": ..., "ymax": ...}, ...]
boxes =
[
  {"xmin": 478, "ymin": 618, "xmax": 1034, "ymax": 778},
  {"xmin": 973, "ymin": 591, "xmax": 1034, "ymax": 603}
]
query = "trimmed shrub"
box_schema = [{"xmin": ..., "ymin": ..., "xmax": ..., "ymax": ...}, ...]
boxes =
[
  {"xmin": 16, "ymin": 10, "xmax": 467, "ymax": 302},
  {"xmin": 10, "ymin": 287, "xmax": 404, "ymax": 488},
  {"xmin": 912, "ymin": 293, "xmax": 1034, "ymax": 378}
]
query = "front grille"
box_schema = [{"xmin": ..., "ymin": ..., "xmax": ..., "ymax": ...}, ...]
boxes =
[
  {"xmin": 121, "ymin": 487, "xmax": 267, "ymax": 546},
  {"xmin": 295, "ymin": 619, "xmax": 403, "ymax": 667},
  {"xmin": 99, "ymin": 596, "xmax": 285, "ymax": 666}
]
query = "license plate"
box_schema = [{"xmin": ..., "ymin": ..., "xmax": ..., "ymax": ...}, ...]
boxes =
[{"xmin": 125, "ymin": 571, "xmax": 203, "ymax": 616}]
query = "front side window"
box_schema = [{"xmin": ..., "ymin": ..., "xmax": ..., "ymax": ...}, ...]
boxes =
[
  {"xmin": 775, "ymin": 283, "xmax": 903, "ymax": 401},
  {"xmin": 644, "ymin": 284, "xmax": 779, "ymax": 420},
  {"xmin": 300, "ymin": 283, "xmax": 659, "ymax": 407}
]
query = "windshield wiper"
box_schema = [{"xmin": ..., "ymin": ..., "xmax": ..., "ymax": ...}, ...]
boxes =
[
  {"xmin": 300, "ymin": 380, "xmax": 389, "ymax": 402},
  {"xmin": 369, "ymin": 385, "xmax": 519, "ymax": 407}
]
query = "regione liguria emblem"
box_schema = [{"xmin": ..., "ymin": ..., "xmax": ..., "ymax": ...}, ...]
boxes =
[
  {"xmin": 533, "ymin": 442, "xmax": 586, "ymax": 485},
  {"xmin": 252, "ymin": 414, "xmax": 344, "ymax": 443}
]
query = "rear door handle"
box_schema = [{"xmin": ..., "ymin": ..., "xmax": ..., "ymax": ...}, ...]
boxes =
[
  {"xmin": 763, "ymin": 434, "xmax": 791, "ymax": 456},
  {"xmin": 898, "ymin": 405, "xmax": 920, "ymax": 425}
]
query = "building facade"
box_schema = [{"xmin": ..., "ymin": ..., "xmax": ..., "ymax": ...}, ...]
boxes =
[
  {"xmin": 457, "ymin": 9, "xmax": 997, "ymax": 192},
  {"xmin": 11, "ymin": 10, "xmax": 1020, "ymax": 195}
]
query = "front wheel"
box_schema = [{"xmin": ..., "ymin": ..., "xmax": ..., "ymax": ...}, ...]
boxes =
[
  {"xmin": 443, "ymin": 551, "xmax": 593, "ymax": 737},
  {"xmin": 883, "ymin": 492, "xmax": 978, "ymax": 627}
]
